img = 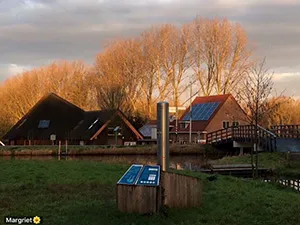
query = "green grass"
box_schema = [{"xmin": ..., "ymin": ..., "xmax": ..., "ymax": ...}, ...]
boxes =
[
  {"xmin": 210, "ymin": 152, "xmax": 300, "ymax": 179},
  {"xmin": 210, "ymin": 152, "xmax": 286, "ymax": 168},
  {"xmin": 1, "ymin": 159, "xmax": 300, "ymax": 225}
]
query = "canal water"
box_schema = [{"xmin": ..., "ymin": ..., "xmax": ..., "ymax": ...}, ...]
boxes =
[{"xmin": 0, "ymin": 154, "xmax": 216, "ymax": 171}]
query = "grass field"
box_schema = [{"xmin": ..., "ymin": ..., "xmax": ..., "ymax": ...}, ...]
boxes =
[
  {"xmin": 210, "ymin": 152, "xmax": 300, "ymax": 178},
  {"xmin": 1, "ymin": 159, "xmax": 300, "ymax": 225}
]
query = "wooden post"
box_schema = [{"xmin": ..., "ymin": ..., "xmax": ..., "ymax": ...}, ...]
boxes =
[
  {"xmin": 65, "ymin": 140, "xmax": 68, "ymax": 155},
  {"xmin": 239, "ymin": 147, "xmax": 244, "ymax": 156},
  {"xmin": 58, "ymin": 141, "xmax": 61, "ymax": 155}
]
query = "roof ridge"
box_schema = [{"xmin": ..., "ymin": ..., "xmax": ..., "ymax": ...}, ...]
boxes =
[
  {"xmin": 194, "ymin": 93, "xmax": 232, "ymax": 99},
  {"xmin": 46, "ymin": 92, "xmax": 84, "ymax": 112}
]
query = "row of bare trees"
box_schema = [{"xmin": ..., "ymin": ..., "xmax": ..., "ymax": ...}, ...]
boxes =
[
  {"xmin": 0, "ymin": 61, "xmax": 97, "ymax": 136},
  {"xmin": 0, "ymin": 16, "xmax": 292, "ymax": 138},
  {"xmin": 92, "ymin": 17, "xmax": 253, "ymax": 118}
]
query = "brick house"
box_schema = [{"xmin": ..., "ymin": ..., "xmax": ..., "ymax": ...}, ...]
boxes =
[{"xmin": 139, "ymin": 94, "xmax": 249, "ymax": 144}]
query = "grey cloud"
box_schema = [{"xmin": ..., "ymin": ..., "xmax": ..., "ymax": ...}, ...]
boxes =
[
  {"xmin": 273, "ymin": 74, "xmax": 300, "ymax": 97},
  {"xmin": 239, "ymin": 2, "xmax": 300, "ymax": 70},
  {"xmin": 0, "ymin": 0, "xmax": 300, "ymax": 96}
]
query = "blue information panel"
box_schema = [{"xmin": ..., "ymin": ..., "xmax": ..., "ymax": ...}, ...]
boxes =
[
  {"xmin": 117, "ymin": 164, "xmax": 143, "ymax": 185},
  {"xmin": 136, "ymin": 165, "xmax": 161, "ymax": 186}
]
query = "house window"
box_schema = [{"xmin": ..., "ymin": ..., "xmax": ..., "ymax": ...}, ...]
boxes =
[
  {"xmin": 222, "ymin": 121, "xmax": 230, "ymax": 129},
  {"xmin": 232, "ymin": 121, "xmax": 239, "ymax": 127},
  {"xmin": 38, "ymin": 120, "xmax": 50, "ymax": 128},
  {"xmin": 179, "ymin": 122, "xmax": 189, "ymax": 129},
  {"xmin": 88, "ymin": 118, "xmax": 99, "ymax": 130},
  {"xmin": 108, "ymin": 126, "xmax": 122, "ymax": 136}
]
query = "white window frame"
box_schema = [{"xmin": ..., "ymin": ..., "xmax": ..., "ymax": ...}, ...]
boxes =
[
  {"xmin": 222, "ymin": 121, "xmax": 230, "ymax": 129},
  {"xmin": 232, "ymin": 121, "xmax": 239, "ymax": 127}
]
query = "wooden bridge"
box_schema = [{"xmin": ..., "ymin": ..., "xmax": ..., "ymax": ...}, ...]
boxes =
[
  {"xmin": 206, "ymin": 125, "xmax": 277, "ymax": 152},
  {"xmin": 207, "ymin": 124, "xmax": 300, "ymax": 152}
]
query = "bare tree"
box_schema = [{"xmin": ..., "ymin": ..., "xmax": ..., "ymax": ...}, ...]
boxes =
[
  {"xmin": 140, "ymin": 25, "xmax": 184, "ymax": 118},
  {"xmin": 239, "ymin": 58, "xmax": 281, "ymax": 177},
  {"xmin": 93, "ymin": 39, "xmax": 144, "ymax": 114},
  {"xmin": 139, "ymin": 28, "xmax": 162, "ymax": 118},
  {"xmin": 189, "ymin": 17, "xmax": 253, "ymax": 96}
]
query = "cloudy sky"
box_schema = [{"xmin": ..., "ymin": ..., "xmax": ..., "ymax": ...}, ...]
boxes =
[{"xmin": 0, "ymin": 0, "xmax": 299, "ymax": 97}]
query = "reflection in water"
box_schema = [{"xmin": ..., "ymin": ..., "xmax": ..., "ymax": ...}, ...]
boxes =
[
  {"xmin": 10, "ymin": 155, "xmax": 55, "ymax": 161},
  {"xmin": 65, "ymin": 155, "xmax": 208, "ymax": 171},
  {"xmin": 0, "ymin": 154, "xmax": 214, "ymax": 171}
]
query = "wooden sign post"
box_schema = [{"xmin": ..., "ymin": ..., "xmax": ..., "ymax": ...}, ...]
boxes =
[
  {"xmin": 116, "ymin": 102, "xmax": 203, "ymax": 214},
  {"xmin": 116, "ymin": 165, "xmax": 161, "ymax": 214}
]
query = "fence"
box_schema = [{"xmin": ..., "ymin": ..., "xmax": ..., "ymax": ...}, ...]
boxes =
[
  {"xmin": 264, "ymin": 179, "xmax": 300, "ymax": 192},
  {"xmin": 271, "ymin": 125, "xmax": 300, "ymax": 138}
]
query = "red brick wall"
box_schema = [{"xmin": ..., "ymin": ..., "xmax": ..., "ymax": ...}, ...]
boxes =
[{"xmin": 205, "ymin": 96, "xmax": 249, "ymax": 132}]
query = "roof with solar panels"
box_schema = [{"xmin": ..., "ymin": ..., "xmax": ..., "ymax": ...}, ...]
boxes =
[
  {"xmin": 170, "ymin": 94, "xmax": 240, "ymax": 132},
  {"xmin": 181, "ymin": 94, "xmax": 230, "ymax": 121}
]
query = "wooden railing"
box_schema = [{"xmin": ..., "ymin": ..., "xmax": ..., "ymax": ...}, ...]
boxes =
[
  {"xmin": 206, "ymin": 127, "xmax": 233, "ymax": 144},
  {"xmin": 264, "ymin": 179, "xmax": 300, "ymax": 192},
  {"xmin": 271, "ymin": 125, "xmax": 300, "ymax": 138},
  {"xmin": 206, "ymin": 125, "xmax": 277, "ymax": 152}
]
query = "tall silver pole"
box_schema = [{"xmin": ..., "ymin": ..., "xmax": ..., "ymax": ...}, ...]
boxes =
[
  {"xmin": 189, "ymin": 80, "xmax": 192, "ymax": 143},
  {"xmin": 157, "ymin": 102, "xmax": 169, "ymax": 172}
]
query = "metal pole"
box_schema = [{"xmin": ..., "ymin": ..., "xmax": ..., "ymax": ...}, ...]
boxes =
[
  {"xmin": 157, "ymin": 102, "xmax": 169, "ymax": 172},
  {"xmin": 175, "ymin": 109, "xmax": 178, "ymax": 143},
  {"xmin": 189, "ymin": 79, "xmax": 192, "ymax": 144}
]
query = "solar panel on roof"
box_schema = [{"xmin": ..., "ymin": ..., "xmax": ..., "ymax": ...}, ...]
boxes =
[{"xmin": 182, "ymin": 102, "xmax": 220, "ymax": 121}]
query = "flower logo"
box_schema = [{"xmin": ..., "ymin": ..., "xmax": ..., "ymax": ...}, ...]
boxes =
[{"xmin": 33, "ymin": 216, "xmax": 41, "ymax": 224}]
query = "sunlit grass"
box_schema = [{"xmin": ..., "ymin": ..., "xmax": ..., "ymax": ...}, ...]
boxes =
[{"xmin": 1, "ymin": 159, "xmax": 300, "ymax": 225}]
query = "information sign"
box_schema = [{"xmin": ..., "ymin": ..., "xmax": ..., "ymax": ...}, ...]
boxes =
[
  {"xmin": 117, "ymin": 164, "xmax": 143, "ymax": 185},
  {"xmin": 136, "ymin": 165, "xmax": 160, "ymax": 186}
]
